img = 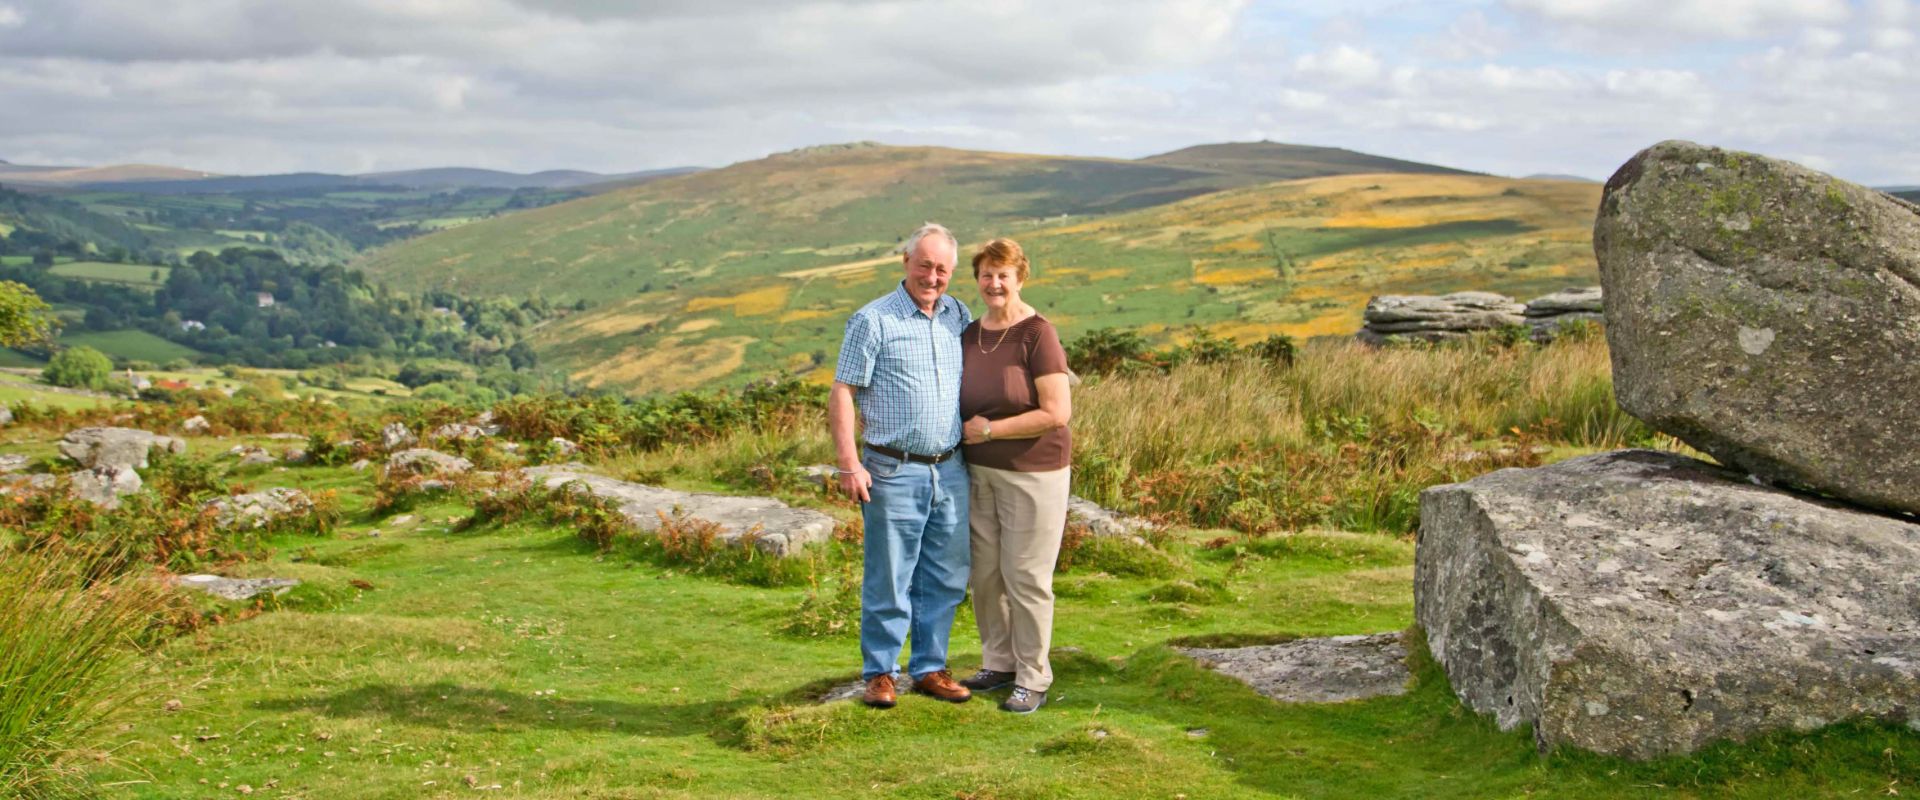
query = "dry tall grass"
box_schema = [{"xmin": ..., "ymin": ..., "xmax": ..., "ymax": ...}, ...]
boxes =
[{"xmin": 1071, "ymin": 335, "xmax": 1661, "ymax": 534}]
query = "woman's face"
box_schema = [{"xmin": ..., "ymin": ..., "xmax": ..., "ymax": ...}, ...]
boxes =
[{"xmin": 976, "ymin": 262, "xmax": 1024, "ymax": 312}]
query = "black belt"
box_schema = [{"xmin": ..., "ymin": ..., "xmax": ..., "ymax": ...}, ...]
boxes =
[{"xmin": 865, "ymin": 442, "xmax": 957, "ymax": 464}]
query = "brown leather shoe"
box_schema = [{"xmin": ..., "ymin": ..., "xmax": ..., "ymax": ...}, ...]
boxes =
[
  {"xmin": 912, "ymin": 670, "xmax": 972, "ymax": 703},
  {"xmin": 862, "ymin": 674, "xmax": 897, "ymax": 709}
]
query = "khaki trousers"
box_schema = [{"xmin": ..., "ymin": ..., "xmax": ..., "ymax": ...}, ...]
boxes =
[{"xmin": 967, "ymin": 464, "xmax": 1070, "ymax": 692}]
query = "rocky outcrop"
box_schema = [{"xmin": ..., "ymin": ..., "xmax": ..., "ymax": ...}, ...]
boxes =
[
  {"xmin": 431, "ymin": 423, "xmax": 489, "ymax": 441},
  {"xmin": 1416, "ymin": 450, "xmax": 1920, "ymax": 759},
  {"xmin": 58, "ymin": 427, "xmax": 186, "ymax": 470},
  {"xmin": 171, "ymin": 574, "xmax": 300, "ymax": 601},
  {"xmin": 388, "ymin": 448, "xmax": 473, "ymax": 476},
  {"xmin": 1595, "ymin": 140, "xmax": 1920, "ymax": 515},
  {"xmin": 1356, "ymin": 292, "xmax": 1525, "ymax": 345},
  {"xmin": 1067, "ymin": 496, "xmax": 1156, "ymax": 538},
  {"xmin": 205, "ymin": 488, "xmax": 314, "ymax": 530},
  {"xmin": 68, "ymin": 465, "xmax": 142, "ymax": 509},
  {"xmin": 1522, "ymin": 287, "xmax": 1604, "ymax": 342},
  {"xmin": 522, "ymin": 464, "xmax": 834, "ymax": 557},
  {"xmin": 381, "ymin": 422, "xmax": 416, "ymax": 451},
  {"xmin": 1180, "ymin": 633, "xmax": 1410, "ymax": 704}
]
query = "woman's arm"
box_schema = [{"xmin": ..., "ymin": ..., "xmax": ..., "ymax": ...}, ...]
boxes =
[{"xmin": 962, "ymin": 372, "xmax": 1071, "ymax": 443}]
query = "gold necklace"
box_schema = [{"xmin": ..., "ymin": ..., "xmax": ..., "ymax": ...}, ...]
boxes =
[{"xmin": 978, "ymin": 311, "xmax": 1027, "ymax": 354}]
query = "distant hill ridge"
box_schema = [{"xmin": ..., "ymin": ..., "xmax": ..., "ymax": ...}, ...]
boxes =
[{"xmin": 0, "ymin": 162, "xmax": 702, "ymax": 193}]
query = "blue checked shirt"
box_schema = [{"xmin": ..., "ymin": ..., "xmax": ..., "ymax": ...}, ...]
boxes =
[{"xmin": 834, "ymin": 281, "xmax": 972, "ymax": 456}]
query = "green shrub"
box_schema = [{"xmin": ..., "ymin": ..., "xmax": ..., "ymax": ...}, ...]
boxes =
[{"xmin": 41, "ymin": 346, "xmax": 113, "ymax": 390}]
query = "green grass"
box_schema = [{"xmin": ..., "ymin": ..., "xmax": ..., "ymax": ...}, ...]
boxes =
[
  {"xmin": 57, "ymin": 329, "xmax": 201, "ymax": 363},
  {"xmin": 0, "ymin": 348, "xmax": 46, "ymax": 367},
  {"xmin": 0, "ymin": 371, "xmax": 110, "ymax": 409},
  {"xmin": 45, "ymin": 261, "xmax": 172, "ymax": 289},
  {"xmin": 64, "ymin": 469, "xmax": 1920, "ymax": 799}
]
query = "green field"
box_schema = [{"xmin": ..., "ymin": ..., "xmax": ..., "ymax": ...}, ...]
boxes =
[
  {"xmin": 49, "ymin": 464, "xmax": 1920, "ymax": 799},
  {"xmin": 58, "ymin": 328, "xmax": 201, "ymax": 362},
  {"xmin": 46, "ymin": 260, "xmax": 172, "ymax": 288},
  {"xmin": 1, "ymin": 254, "xmax": 30, "ymax": 266},
  {"xmin": 0, "ymin": 371, "xmax": 110, "ymax": 409}
]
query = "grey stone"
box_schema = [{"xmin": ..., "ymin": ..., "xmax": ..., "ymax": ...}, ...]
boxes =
[
  {"xmin": 204, "ymin": 488, "xmax": 312, "ymax": 530},
  {"xmin": 1595, "ymin": 140, "xmax": 1920, "ymax": 515},
  {"xmin": 58, "ymin": 427, "xmax": 186, "ymax": 470},
  {"xmin": 181, "ymin": 415, "xmax": 210, "ymax": 434},
  {"xmin": 523, "ymin": 464, "xmax": 834, "ymax": 557},
  {"xmin": 431, "ymin": 423, "xmax": 489, "ymax": 441},
  {"xmin": 172, "ymin": 574, "xmax": 300, "ymax": 601},
  {"xmin": 800, "ymin": 464, "xmax": 837, "ymax": 489},
  {"xmin": 388, "ymin": 448, "xmax": 472, "ymax": 476},
  {"xmin": 0, "ymin": 453, "xmax": 27, "ymax": 474},
  {"xmin": 350, "ymin": 459, "xmax": 372, "ymax": 472},
  {"xmin": 549, "ymin": 437, "xmax": 580, "ymax": 458},
  {"xmin": 1179, "ymin": 632, "xmax": 1410, "ymax": 704},
  {"xmin": 0, "ymin": 472, "xmax": 56, "ymax": 494},
  {"xmin": 1415, "ymin": 449, "xmax": 1920, "ymax": 759},
  {"xmin": 1067, "ymin": 495, "xmax": 1156, "ymax": 538},
  {"xmin": 1523, "ymin": 286, "xmax": 1604, "ymax": 316},
  {"xmin": 381, "ymin": 422, "xmax": 416, "ymax": 451},
  {"xmin": 67, "ymin": 465, "xmax": 142, "ymax": 508},
  {"xmin": 0, "ymin": 406, "xmax": 11, "ymax": 426},
  {"xmin": 230, "ymin": 445, "xmax": 275, "ymax": 467},
  {"xmin": 1357, "ymin": 292, "xmax": 1527, "ymax": 345},
  {"xmin": 264, "ymin": 432, "xmax": 305, "ymax": 441}
]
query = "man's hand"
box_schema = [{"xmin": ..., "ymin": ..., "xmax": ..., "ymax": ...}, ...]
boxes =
[
  {"xmin": 838, "ymin": 464, "xmax": 872, "ymax": 503},
  {"xmin": 962, "ymin": 415, "xmax": 991, "ymax": 445}
]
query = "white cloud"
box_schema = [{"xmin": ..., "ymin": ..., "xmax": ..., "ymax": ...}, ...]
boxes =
[
  {"xmin": 1505, "ymin": 0, "xmax": 1851, "ymax": 39},
  {"xmin": 1292, "ymin": 44, "xmax": 1383, "ymax": 85}
]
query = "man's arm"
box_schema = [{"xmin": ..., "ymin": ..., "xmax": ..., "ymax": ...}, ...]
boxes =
[{"xmin": 829, "ymin": 380, "xmax": 871, "ymax": 503}]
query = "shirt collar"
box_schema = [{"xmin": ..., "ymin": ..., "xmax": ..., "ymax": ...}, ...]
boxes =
[{"xmin": 890, "ymin": 280, "xmax": 959, "ymax": 320}]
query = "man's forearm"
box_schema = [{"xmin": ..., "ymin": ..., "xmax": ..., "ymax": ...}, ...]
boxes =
[{"xmin": 829, "ymin": 383, "xmax": 862, "ymax": 469}]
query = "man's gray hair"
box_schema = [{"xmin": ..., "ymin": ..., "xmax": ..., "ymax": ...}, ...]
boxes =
[{"xmin": 901, "ymin": 222, "xmax": 957, "ymax": 259}]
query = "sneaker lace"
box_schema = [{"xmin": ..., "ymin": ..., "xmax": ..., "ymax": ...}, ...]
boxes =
[
  {"xmin": 1009, "ymin": 687, "xmax": 1032, "ymax": 703},
  {"xmin": 969, "ymin": 669, "xmax": 1002, "ymax": 682}
]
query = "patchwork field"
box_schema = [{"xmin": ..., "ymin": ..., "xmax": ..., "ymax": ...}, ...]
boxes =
[{"xmin": 528, "ymin": 171, "xmax": 1602, "ymax": 393}]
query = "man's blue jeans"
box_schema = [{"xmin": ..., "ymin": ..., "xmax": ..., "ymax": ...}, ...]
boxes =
[{"xmin": 859, "ymin": 448, "xmax": 970, "ymax": 681}]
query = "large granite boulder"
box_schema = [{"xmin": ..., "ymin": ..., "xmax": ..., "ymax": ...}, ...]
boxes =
[
  {"xmin": 1357, "ymin": 292, "xmax": 1526, "ymax": 345},
  {"xmin": 381, "ymin": 422, "xmax": 417, "ymax": 451},
  {"xmin": 58, "ymin": 427, "xmax": 186, "ymax": 470},
  {"xmin": 1595, "ymin": 140, "xmax": 1920, "ymax": 515},
  {"xmin": 1416, "ymin": 449, "xmax": 1920, "ymax": 759},
  {"xmin": 522, "ymin": 464, "xmax": 834, "ymax": 557}
]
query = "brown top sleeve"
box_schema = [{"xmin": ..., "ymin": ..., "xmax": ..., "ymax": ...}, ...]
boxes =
[{"xmin": 1028, "ymin": 318, "xmax": 1068, "ymax": 378}]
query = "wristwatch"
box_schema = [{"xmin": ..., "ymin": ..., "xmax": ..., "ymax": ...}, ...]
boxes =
[{"xmin": 983, "ymin": 422, "xmax": 992, "ymax": 441}]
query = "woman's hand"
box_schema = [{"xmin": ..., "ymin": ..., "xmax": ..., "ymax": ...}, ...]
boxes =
[{"xmin": 963, "ymin": 415, "xmax": 991, "ymax": 445}]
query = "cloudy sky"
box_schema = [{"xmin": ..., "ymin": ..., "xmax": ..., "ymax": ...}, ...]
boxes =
[{"xmin": 0, "ymin": 0, "xmax": 1914, "ymax": 183}]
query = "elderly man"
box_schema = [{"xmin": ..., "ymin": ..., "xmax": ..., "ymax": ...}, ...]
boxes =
[{"xmin": 831, "ymin": 222, "xmax": 974, "ymax": 709}]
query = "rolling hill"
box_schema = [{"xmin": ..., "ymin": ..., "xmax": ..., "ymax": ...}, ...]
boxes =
[
  {"xmin": 511, "ymin": 168, "xmax": 1602, "ymax": 393},
  {"xmin": 355, "ymin": 140, "xmax": 1481, "ymax": 302}
]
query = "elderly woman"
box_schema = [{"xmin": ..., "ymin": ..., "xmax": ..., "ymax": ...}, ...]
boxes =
[{"xmin": 955, "ymin": 237, "xmax": 1072, "ymax": 714}]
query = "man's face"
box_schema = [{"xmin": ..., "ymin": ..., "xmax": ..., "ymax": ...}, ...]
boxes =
[{"xmin": 902, "ymin": 237, "xmax": 956, "ymax": 310}]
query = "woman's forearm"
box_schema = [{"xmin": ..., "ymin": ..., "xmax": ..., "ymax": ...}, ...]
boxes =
[{"xmin": 985, "ymin": 408, "xmax": 1063, "ymax": 440}]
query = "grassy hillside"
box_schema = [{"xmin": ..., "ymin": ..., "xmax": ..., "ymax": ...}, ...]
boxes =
[
  {"xmin": 525, "ymin": 171, "xmax": 1600, "ymax": 393},
  {"xmin": 1140, "ymin": 141, "xmax": 1479, "ymax": 183},
  {"xmin": 354, "ymin": 141, "xmax": 1476, "ymax": 303}
]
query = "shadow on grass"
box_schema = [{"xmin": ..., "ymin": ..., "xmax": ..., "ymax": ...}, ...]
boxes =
[
  {"xmin": 255, "ymin": 681, "xmax": 743, "ymax": 740},
  {"xmin": 1123, "ymin": 629, "xmax": 1920, "ymax": 799}
]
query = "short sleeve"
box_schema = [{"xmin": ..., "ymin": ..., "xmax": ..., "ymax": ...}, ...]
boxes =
[
  {"xmin": 834, "ymin": 311, "xmax": 879, "ymax": 387},
  {"xmin": 1028, "ymin": 319, "xmax": 1069, "ymax": 378}
]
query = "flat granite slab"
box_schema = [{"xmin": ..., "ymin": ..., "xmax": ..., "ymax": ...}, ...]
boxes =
[
  {"xmin": 523, "ymin": 464, "xmax": 835, "ymax": 557},
  {"xmin": 1180, "ymin": 632, "xmax": 1410, "ymax": 704}
]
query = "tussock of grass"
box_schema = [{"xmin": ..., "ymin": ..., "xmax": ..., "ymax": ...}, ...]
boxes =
[{"xmin": 0, "ymin": 556, "xmax": 171, "ymax": 799}]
